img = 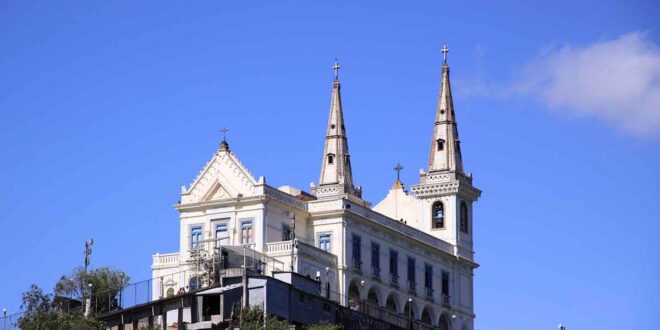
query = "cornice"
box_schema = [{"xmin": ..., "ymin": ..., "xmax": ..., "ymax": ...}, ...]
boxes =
[
  {"xmin": 174, "ymin": 195, "xmax": 264, "ymax": 212},
  {"xmin": 410, "ymin": 179, "xmax": 481, "ymax": 201}
]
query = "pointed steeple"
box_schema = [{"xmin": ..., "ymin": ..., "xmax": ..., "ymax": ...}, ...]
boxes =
[
  {"xmin": 313, "ymin": 59, "xmax": 359, "ymax": 198},
  {"xmin": 427, "ymin": 44, "xmax": 464, "ymax": 174}
]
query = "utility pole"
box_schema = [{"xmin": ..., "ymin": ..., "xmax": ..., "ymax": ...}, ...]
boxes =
[
  {"xmin": 289, "ymin": 212, "xmax": 296, "ymax": 272},
  {"xmin": 84, "ymin": 239, "xmax": 93, "ymax": 275},
  {"xmin": 407, "ymin": 298, "xmax": 413, "ymax": 330},
  {"xmin": 84, "ymin": 239, "xmax": 93, "ymax": 318}
]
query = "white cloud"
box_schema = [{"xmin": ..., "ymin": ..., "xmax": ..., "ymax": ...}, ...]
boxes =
[{"xmin": 465, "ymin": 32, "xmax": 660, "ymax": 138}]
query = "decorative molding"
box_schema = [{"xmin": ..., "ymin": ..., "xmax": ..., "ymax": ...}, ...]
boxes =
[
  {"xmin": 314, "ymin": 185, "xmax": 341, "ymax": 197},
  {"xmin": 410, "ymin": 181, "xmax": 459, "ymax": 197},
  {"xmin": 410, "ymin": 180, "xmax": 481, "ymax": 201},
  {"xmin": 425, "ymin": 173, "xmax": 451, "ymax": 183},
  {"xmin": 308, "ymin": 200, "xmax": 341, "ymax": 212},
  {"xmin": 182, "ymin": 151, "xmax": 258, "ymax": 204},
  {"xmin": 263, "ymin": 185, "xmax": 308, "ymax": 210}
]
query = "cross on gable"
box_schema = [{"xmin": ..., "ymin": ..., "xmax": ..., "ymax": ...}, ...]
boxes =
[
  {"xmin": 220, "ymin": 127, "xmax": 229, "ymax": 141},
  {"xmin": 394, "ymin": 163, "xmax": 403, "ymax": 181}
]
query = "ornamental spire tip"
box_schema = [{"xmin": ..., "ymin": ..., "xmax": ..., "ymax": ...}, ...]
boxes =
[{"xmin": 333, "ymin": 59, "xmax": 340, "ymax": 80}]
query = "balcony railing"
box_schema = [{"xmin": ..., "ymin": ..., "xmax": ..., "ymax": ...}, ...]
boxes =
[
  {"xmin": 390, "ymin": 274, "xmax": 399, "ymax": 287},
  {"xmin": 265, "ymin": 240, "xmax": 338, "ymax": 268},
  {"xmin": 425, "ymin": 287, "xmax": 434, "ymax": 301},
  {"xmin": 408, "ymin": 281, "xmax": 417, "ymax": 294},
  {"xmin": 152, "ymin": 252, "xmax": 180, "ymax": 267},
  {"xmin": 358, "ymin": 301, "xmax": 435, "ymax": 330},
  {"xmin": 372, "ymin": 267, "xmax": 381, "ymax": 280},
  {"xmin": 353, "ymin": 259, "xmax": 362, "ymax": 273},
  {"xmin": 441, "ymin": 294, "xmax": 450, "ymax": 307}
]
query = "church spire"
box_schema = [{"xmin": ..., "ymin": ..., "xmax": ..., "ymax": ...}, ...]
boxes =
[
  {"xmin": 313, "ymin": 59, "xmax": 358, "ymax": 198},
  {"xmin": 428, "ymin": 44, "xmax": 464, "ymax": 174}
]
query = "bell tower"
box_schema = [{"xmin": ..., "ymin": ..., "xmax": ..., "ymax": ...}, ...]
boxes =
[
  {"xmin": 410, "ymin": 44, "xmax": 481, "ymax": 259},
  {"xmin": 312, "ymin": 59, "xmax": 361, "ymax": 199}
]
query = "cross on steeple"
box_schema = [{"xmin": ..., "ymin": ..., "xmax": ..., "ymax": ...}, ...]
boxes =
[
  {"xmin": 333, "ymin": 59, "xmax": 341, "ymax": 80},
  {"xmin": 394, "ymin": 163, "xmax": 403, "ymax": 181},
  {"xmin": 441, "ymin": 43, "xmax": 449, "ymax": 64},
  {"xmin": 220, "ymin": 127, "xmax": 229, "ymax": 141}
]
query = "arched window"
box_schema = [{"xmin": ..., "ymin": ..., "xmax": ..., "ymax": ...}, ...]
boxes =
[
  {"xmin": 327, "ymin": 153, "xmax": 335, "ymax": 164},
  {"xmin": 437, "ymin": 139, "xmax": 445, "ymax": 151},
  {"xmin": 439, "ymin": 314, "xmax": 452, "ymax": 330},
  {"xmin": 432, "ymin": 202, "xmax": 444, "ymax": 229},
  {"xmin": 460, "ymin": 202, "xmax": 469, "ymax": 234}
]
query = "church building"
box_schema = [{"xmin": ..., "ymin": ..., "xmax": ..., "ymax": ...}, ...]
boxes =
[{"xmin": 151, "ymin": 47, "xmax": 481, "ymax": 330}]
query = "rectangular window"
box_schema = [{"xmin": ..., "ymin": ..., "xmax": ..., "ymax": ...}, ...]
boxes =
[
  {"xmin": 407, "ymin": 257, "xmax": 416, "ymax": 283},
  {"xmin": 241, "ymin": 220, "xmax": 253, "ymax": 245},
  {"xmin": 442, "ymin": 271, "xmax": 450, "ymax": 295},
  {"xmin": 352, "ymin": 234, "xmax": 362, "ymax": 269},
  {"xmin": 371, "ymin": 242, "xmax": 380, "ymax": 270},
  {"xmin": 319, "ymin": 234, "xmax": 332, "ymax": 252},
  {"xmin": 282, "ymin": 223, "xmax": 292, "ymax": 241},
  {"xmin": 215, "ymin": 223, "xmax": 229, "ymax": 247},
  {"xmin": 389, "ymin": 250, "xmax": 398, "ymax": 276},
  {"xmin": 190, "ymin": 226, "xmax": 202, "ymax": 250},
  {"xmin": 424, "ymin": 264, "xmax": 433, "ymax": 289}
]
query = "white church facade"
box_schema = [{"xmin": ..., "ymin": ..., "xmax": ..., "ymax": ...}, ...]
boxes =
[{"xmin": 151, "ymin": 49, "xmax": 481, "ymax": 330}]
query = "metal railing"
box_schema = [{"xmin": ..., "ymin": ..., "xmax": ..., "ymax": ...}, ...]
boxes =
[
  {"xmin": 1, "ymin": 311, "xmax": 24, "ymax": 330},
  {"xmin": 8, "ymin": 243, "xmax": 289, "ymax": 324}
]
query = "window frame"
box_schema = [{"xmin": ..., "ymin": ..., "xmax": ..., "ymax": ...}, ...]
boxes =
[
  {"xmin": 190, "ymin": 225, "xmax": 204, "ymax": 250},
  {"xmin": 441, "ymin": 271, "xmax": 450, "ymax": 296},
  {"xmin": 318, "ymin": 233, "xmax": 332, "ymax": 252},
  {"xmin": 240, "ymin": 219, "xmax": 254, "ymax": 245},
  {"xmin": 407, "ymin": 256, "xmax": 416, "ymax": 284},
  {"xmin": 389, "ymin": 249, "xmax": 398, "ymax": 276},
  {"xmin": 371, "ymin": 241, "xmax": 380, "ymax": 271},
  {"xmin": 214, "ymin": 222, "xmax": 229, "ymax": 247},
  {"xmin": 437, "ymin": 138, "xmax": 445, "ymax": 151},
  {"xmin": 282, "ymin": 223, "xmax": 292, "ymax": 241},
  {"xmin": 352, "ymin": 234, "xmax": 362, "ymax": 269},
  {"xmin": 424, "ymin": 264, "xmax": 433, "ymax": 289},
  {"xmin": 460, "ymin": 201, "xmax": 469, "ymax": 234},
  {"xmin": 432, "ymin": 201, "xmax": 445, "ymax": 229}
]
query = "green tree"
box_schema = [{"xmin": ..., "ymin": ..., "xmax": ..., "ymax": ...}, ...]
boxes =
[
  {"xmin": 54, "ymin": 266, "xmax": 130, "ymax": 316},
  {"xmin": 18, "ymin": 284, "xmax": 105, "ymax": 330},
  {"xmin": 234, "ymin": 305, "xmax": 291, "ymax": 330},
  {"xmin": 306, "ymin": 321, "xmax": 343, "ymax": 330}
]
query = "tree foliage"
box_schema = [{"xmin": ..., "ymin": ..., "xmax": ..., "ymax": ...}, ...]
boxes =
[
  {"xmin": 18, "ymin": 265, "xmax": 129, "ymax": 329},
  {"xmin": 54, "ymin": 266, "xmax": 129, "ymax": 316},
  {"xmin": 233, "ymin": 305, "xmax": 291, "ymax": 330},
  {"xmin": 306, "ymin": 321, "xmax": 343, "ymax": 330},
  {"xmin": 18, "ymin": 284, "xmax": 105, "ymax": 330}
]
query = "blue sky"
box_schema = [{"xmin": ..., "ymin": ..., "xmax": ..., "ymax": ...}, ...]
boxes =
[{"xmin": 1, "ymin": 1, "xmax": 659, "ymax": 329}]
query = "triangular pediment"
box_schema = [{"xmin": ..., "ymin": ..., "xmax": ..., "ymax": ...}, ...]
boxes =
[
  {"xmin": 181, "ymin": 150, "xmax": 258, "ymax": 204},
  {"xmin": 202, "ymin": 181, "xmax": 233, "ymax": 201}
]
